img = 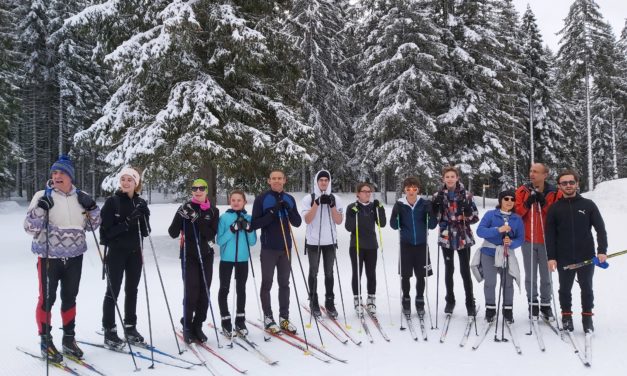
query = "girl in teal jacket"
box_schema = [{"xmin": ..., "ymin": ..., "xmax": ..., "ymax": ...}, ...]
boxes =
[{"xmin": 217, "ymin": 190, "xmax": 257, "ymax": 336}]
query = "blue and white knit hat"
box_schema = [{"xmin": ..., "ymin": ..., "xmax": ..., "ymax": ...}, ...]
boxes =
[{"xmin": 50, "ymin": 155, "xmax": 75, "ymax": 182}]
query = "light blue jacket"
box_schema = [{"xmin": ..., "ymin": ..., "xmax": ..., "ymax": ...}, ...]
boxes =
[{"xmin": 217, "ymin": 210, "xmax": 257, "ymax": 262}]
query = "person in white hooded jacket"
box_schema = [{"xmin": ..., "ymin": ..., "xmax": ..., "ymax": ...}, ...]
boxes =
[{"xmin": 301, "ymin": 170, "xmax": 344, "ymax": 318}]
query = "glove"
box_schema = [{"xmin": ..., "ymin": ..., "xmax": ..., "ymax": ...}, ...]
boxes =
[
  {"xmin": 462, "ymin": 203, "xmax": 473, "ymax": 217},
  {"xmin": 319, "ymin": 194, "xmax": 332, "ymax": 206},
  {"xmin": 77, "ymin": 191, "xmax": 97, "ymax": 211},
  {"xmin": 433, "ymin": 193, "xmax": 445, "ymax": 208},
  {"xmin": 37, "ymin": 195, "xmax": 54, "ymax": 211},
  {"xmin": 177, "ymin": 203, "xmax": 199, "ymax": 222},
  {"xmin": 349, "ymin": 204, "xmax": 360, "ymax": 216},
  {"xmin": 525, "ymin": 190, "xmax": 545, "ymax": 208},
  {"xmin": 271, "ymin": 200, "xmax": 288, "ymax": 215},
  {"xmin": 230, "ymin": 216, "xmax": 250, "ymax": 233},
  {"xmin": 592, "ymin": 256, "xmax": 609, "ymax": 269},
  {"xmin": 134, "ymin": 198, "xmax": 150, "ymax": 216},
  {"xmin": 373, "ymin": 199, "xmax": 382, "ymax": 208}
]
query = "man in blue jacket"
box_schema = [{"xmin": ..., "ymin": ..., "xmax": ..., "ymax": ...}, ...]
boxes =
[
  {"xmin": 391, "ymin": 176, "xmax": 437, "ymax": 318},
  {"xmin": 252, "ymin": 169, "xmax": 302, "ymax": 333}
]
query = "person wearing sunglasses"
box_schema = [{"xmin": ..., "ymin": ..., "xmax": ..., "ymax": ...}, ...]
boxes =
[
  {"xmin": 472, "ymin": 190, "xmax": 524, "ymax": 324},
  {"xmin": 546, "ymin": 170, "xmax": 607, "ymax": 333},
  {"xmin": 168, "ymin": 178, "xmax": 219, "ymax": 343},
  {"xmin": 345, "ymin": 182, "xmax": 386, "ymax": 314},
  {"xmin": 251, "ymin": 169, "xmax": 302, "ymax": 334},
  {"xmin": 391, "ymin": 177, "xmax": 437, "ymax": 318},
  {"xmin": 431, "ymin": 166, "xmax": 479, "ymax": 317},
  {"xmin": 99, "ymin": 167, "xmax": 150, "ymax": 350},
  {"xmin": 514, "ymin": 162, "xmax": 562, "ymax": 321}
]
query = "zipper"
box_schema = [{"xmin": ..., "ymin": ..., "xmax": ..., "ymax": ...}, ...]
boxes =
[{"xmin": 411, "ymin": 206, "xmax": 417, "ymax": 245}]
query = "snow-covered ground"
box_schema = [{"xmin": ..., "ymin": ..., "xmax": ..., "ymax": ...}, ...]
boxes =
[{"xmin": 2, "ymin": 181, "xmax": 626, "ymax": 376}]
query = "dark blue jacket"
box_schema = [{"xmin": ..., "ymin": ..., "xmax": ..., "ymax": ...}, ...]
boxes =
[
  {"xmin": 251, "ymin": 190, "xmax": 301, "ymax": 251},
  {"xmin": 390, "ymin": 197, "xmax": 437, "ymax": 246},
  {"xmin": 476, "ymin": 209, "xmax": 525, "ymax": 256}
]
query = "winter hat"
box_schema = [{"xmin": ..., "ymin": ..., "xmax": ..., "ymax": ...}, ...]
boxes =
[
  {"xmin": 192, "ymin": 178, "xmax": 209, "ymax": 188},
  {"xmin": 498, "ymin": 189, "xmax": 516, "ymax": 205},
  {"xmin": 317, "ymin": 170, "xmax": 330, "ymax": 181},
  {"xmin": 50, "ymin": 155, "xmax": 75, "ymax": 182},
  {"xmin": 119, "ymin": 167, "xmax": 141, "ymax": 187}
]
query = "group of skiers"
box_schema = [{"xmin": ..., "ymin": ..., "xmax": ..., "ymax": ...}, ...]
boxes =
[{"xmin": 25, "ymin": 156, "xmax": 608, "ymax": 364}]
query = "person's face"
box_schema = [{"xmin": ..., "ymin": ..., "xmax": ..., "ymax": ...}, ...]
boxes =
[
  {"xmin": 268, "ymin": 171, "xmax": 286, "ymax": 192},
  {"xmin": 558, "ymin": 175, "xmax": 578, "ymax": 197},
  {"xmin": 119, "ymin": 175, "xmax": 136, "ymax": 195},
  {"xmin": 443, "ymin": 171, "xmax": 458, "ymax": 189},
  {"xmin": 356, "ymin": 185, "xmax": 372, "ymax": 203},
  {"xmin": 405, "ymin": 185, "xmax": 419, "ymax": 199},
  {"xmin": 229, "ymin": 193, "xmax": 246, "ymax": 211},
  {"xmin": 51, "ymin": 170, "xmax": 72, "ymax": 193},
  {"xmin": 529, "ymin": 163, "xmax": 548, "ymax": 186},
  {"xmin": 500, "ymin": 195, "xmax": 515, "ymax": 212},
  {"xmin": 191, "ymin": 184, "xmax": 208, "ymax": 202},
  {"xmin": 317, "ymin": 177, "xmax": 330, "ymax": 193}
]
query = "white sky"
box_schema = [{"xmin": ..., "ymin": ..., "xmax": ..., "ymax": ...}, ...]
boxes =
[{"xmin": 512, "ymin": 0, "xmax": 626, "ymax": 52}]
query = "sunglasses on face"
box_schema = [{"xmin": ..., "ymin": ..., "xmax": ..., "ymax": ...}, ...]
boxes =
[
  {"xmin": 359, "ymin": 190, "xmax": 372, "ymax": 194},
  {"xmin": 405, "ymin": 187, "xmax": 418, "ymax": 192},
  {"xmin": 501, "ymin": 196, "xmax": 515, "ymax": 202},
  {"xmin": 559, "ymin": 180, "xmax": 577, "ymax": 187},
  {"xmin": 191, "ymin": 186, "xmax": 207, "ymax": 192}
]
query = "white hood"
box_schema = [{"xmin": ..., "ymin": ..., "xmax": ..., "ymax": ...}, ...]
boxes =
[{"xmin": 313, "ymin": 170, "xmax": 332, "ymax": 197}]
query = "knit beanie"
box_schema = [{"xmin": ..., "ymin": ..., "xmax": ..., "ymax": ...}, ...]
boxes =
[
  {"xmin": 50, "ymin": 155, "xmax": 75, "ymax": 182},
  {"xmin": 498, "ymin": 189, "xmax": 516, "ymax": 205},
  {"xmin": 119, "ymin": 167, "xmax": 141, "ymax": 187},
  {"xmin": 193, "ymin": 178, "xmax": 209, "ymax": 188},
  {"xmin": 317, "ymin": 170, "xmax": 330, "ymax": 181}
]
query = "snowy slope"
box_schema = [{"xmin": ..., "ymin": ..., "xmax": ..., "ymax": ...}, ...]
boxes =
[{"xmin": 2, "ymin": 184, "xmax": 626, "ymax": 376}]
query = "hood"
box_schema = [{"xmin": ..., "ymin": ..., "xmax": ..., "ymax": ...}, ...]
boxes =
[{"xmin": 313, "ymin": 169, "xmax": 333, "ymax": 197}]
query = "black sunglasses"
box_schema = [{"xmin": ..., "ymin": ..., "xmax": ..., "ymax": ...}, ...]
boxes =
[
  {"xmin": 559, "ymin": 180, "xmax": 577, "ymax": 187},
  {"xmin": 191, "ymin": 186, "xmax": 207, "ymax": 192},
  {"xmin": 501, "ymin": 197, "xmax": 515, "ymax": 202}
]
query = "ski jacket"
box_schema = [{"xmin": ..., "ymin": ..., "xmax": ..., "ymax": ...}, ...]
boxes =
[
  {"xmin": 99, "ymin": 190, "xmax": 150, "ymax": 251},
  {"xmin": 168, "ymin": 200, "xmax": 219, "ymax": 260},
  {"xmin": 431, "ymin": 182, "xmax": 479, "ymax": 250},
  {"xmin": 24, "ymin": 186, "xmax": 101, "ymax": 258},
  {"xmin": 345, "ymin": 201, "xmax": 386, "ymax": 250},
  {"xmin": 476, "ymin": 209, "xmax": 525, "ymax": 256},
  {"xmin": 514, "ymin": 182, "xmax": 562, "ymax": 243},
  {"xmin": 301, "ymin": 170, "xmax": 344, "ymax": 246},
  {"xmin": 217, "ymin": 209, "xmax": 257, "ymax": 262},
  {"xmin": 390, "ymin": 197, "xmax": 436, "ymax": 246},
  {"xmin": 545, "ymin": 194, "xmax": 607, "ymax": 267},
  {"xmin": 251, "ymin": 190, "xmax": 301, "ymax": 251}
]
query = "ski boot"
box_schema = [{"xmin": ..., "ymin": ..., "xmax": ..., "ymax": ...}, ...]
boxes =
[
  {"xmin": 62, "ymin": 335, "xmax": 83, "ymax": 359},
  {"xmin": 415, "ymin": 297, "xmax": 425, "ymax": 318},
  {"xmin": 366, "ymin": 295, "xmax": 377, "ymax": 315},
  {"xmin": 234, "ymin": 314, "xmax": 248, "ymax": 337},
  {"xmin": 528, "ymin": 301, "xmax": 539, "ymax": 317},
  {"xmin": 444, "ymin": 297, "xmax": 455, "ymax": 314},
  {"xmin": 466, "ymin": 299, "xmax": 477, "ymax": 317},
  {"xmin": 221, "ymin": 315, "xmax": 233, "ymax": 338},
  {"xmin": 310, "ymin": 294, "xmax": 322, "ymax": 318},
  {"xmin": 325, "ymin": 298, "xmax": 339, "ymax": 319},
  {"xmin": 402, "ymin": 297, "xmax": 411, "ymax": 317},
  {"xmin": 279, "ymin": 317, "xmax": 297, "ymax": 334},
  {"xmin": 124, "ymin": 324, "xmax": 145, "ymax": 344},
  {"xmin": 264, "ymin": 315, "xmax": 280, "ymax": 334},
  {"xmin": 354, "ymin": 296, "xmax": 364, "ymax": 315},
  {"xmin": 540, "ymin": 304, "xmax": 554, "ymax": 321},
  {"xmin": 503, "ymin": 306, "xmax": 514, "ymax": 324},
  {"xmin": 485, "ymin": 305, "xmax": 496, "ymax": 323},
  {"xmin": 40, "ymin": 334, "xmax": 63, "ymax": 363},
  {"xmin": 103, "ymin": 326, "xmax": 125, "ymax": 350},
  {"xmin": 193, "ymin": 320, "xmax": 208, "ymax": 343},
  {"xmin": 562, "ymin": 312, "xmax": 574, "ymax": 332},
  {"xmin": 582, "ymin": 312, "xmax": 594, "ymax": 333}
]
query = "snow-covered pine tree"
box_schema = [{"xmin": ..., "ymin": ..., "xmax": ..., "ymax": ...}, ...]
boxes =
[
  {"xmin": 351, "ymin": 0, "xmax": 446, "ymax": 192},
  {"xmin": 520, "ymin": 6, "xmax": 567, "ymax": 174},
  {"xmin": 71, "ymin": 0, "xmax": 312, "ymax": 196},
  {"xmin": 285, "ymin": 0, "xmax": 352, "ymax": 192},
  {"xmin": 556, "ymin": 0, "xmax": 617, "ymax": 190},
  {"xmin": 618, "ymin": 20, "xmax": 627, "ymax": 176}
]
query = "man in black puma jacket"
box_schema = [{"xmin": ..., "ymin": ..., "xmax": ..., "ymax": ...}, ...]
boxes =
[{"xmin": 546, "ymin": 169, "xmax": 607, "ymax": 333}]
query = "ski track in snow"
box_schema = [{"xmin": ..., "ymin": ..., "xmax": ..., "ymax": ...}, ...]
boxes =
[{"xmin": 2, "ymin": 181, "xmax": 627, "ymax": 376}]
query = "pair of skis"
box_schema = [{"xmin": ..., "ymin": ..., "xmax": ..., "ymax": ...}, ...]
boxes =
[
  {"xmin": 208, "ymin": 322, "xmax": 278, "ymax": 366},
  {"xmin": 562, "ymin": 329, "xmax": 592, "ymax": 367},
  {"xmin": 356, "ymin": 304, "xmax": 390, "ymax": 343},
  {"xmin": 402, "ymin": 311, "xmax": 427, "ymax": 341},
  {"xmin": 17, "ymin": 346, "xmax": 107, "ymax": 376},
  {"xmin": 472, "ymin": 320, "xmax": 522, "ymax": 354}
]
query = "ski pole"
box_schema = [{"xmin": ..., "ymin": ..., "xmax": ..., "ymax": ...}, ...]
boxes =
[
  {"xmin": 146, "ymin": 222, "xmax": 184, "ymax": 354},
  {"xmin": 538, "ymin": 209, "xmax": 561, "ymax": 332},
  {"xmin": 375, "ymin": 203, "xmax": 393, "ymax": 325},
  {"xmin": 307, "ymin": 204, "xmax": 324, "ymax": 327},
  {"xmin": 44, "ymin": 198, "xmax": 51, "ymax": 376},
  {"xmin": 229, "ymin": 221, "xmax": 240, "ymax": 348},
  {"xmin": 327, "ymin": 205, "xmax": 349, "ymax": 329},
  {"xmin": 527, "ymin": 202, "xmax": 535, "ymax": 336},
  {"xmin": 424, "ymin": 213, "xmax": 434, "ymax": 330},
  {"xmin": 278, "ymin": 213, "xmax": 310, "ymax": 350},
  {"xmin": 435, "ymin": 243, "xmax": 440, "ymax": 329},
  {"xmin": 190, "ymin": 222, "xmax": 221, "ymax": 348},
  {"xmin": 501, "ymin": 240, "xmax": 510, "ymax": 342},
  {"xmin": 137, "ymin": 220, "xmax": 154, "ymax": 368},
  {"xmin": 85, "ymin": 214, "xmax": 140, "ymax": 371},
  {"xmin": 287, "ymin": 214, "xmax": 324, "ymax": 345},
  {"xmin": 355, "ymin": 203, "xmax": 363, "ymax": 316},
  {"xmin": 243, "ymin": 228, "xmax": 269, "ymax": 341},
  {"xmin": 397, "ymin": 214, "xmax": 405, "ymax": 330}
]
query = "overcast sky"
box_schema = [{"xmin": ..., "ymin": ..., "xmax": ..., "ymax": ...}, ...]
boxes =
[{"xmin": 511, "ymin": 0, "xmax": 626, "ymax": 53}]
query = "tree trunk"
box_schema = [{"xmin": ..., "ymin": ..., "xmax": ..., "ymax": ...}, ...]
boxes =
[{"xmin": 380, "ymin": 170, "xmax": 387, "ymax": 204}]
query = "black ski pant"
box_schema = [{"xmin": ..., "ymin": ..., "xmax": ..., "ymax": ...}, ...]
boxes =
[
  {"xmin": 349, "ymin": 247, "xmax": 377, "ymax": 296},
  {"xmin": 218, "ymin": 261, "xmax": 249, "ymax": 317},
  {"xmin": 102, "ymin": 247, "xmax": 143, "ymax": 329},
  {"xmin": 260, "ymin": 248, "xmax": 291, "ymax": 319},
  {"xmin": 181, "ymin": 254, "xmax": 213, "ymax": 328},
  {"xmin": 557, "ymin": 264, "xmax": 594, "ymax": 313},
  {"xmin": 36, "ymin": 255, "xmax": 83, "ymax": 336},
  {"xmin": 400, "ymin": 243, "xmax": 430, "ymax": 299},
  {"xmin": 442, "ymin": 247, "xmax": 474, "ymax": 305},
  {"xmin": 306, "ymin": 244, "xmax": 335, "ymax": 301}
]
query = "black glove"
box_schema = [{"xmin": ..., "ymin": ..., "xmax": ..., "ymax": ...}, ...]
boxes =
[
  {"xmin": 77, "ymin": 191, "xmax": 97, "ymax": 211},
  {"xmin": 433, "ymin": 192, "xmax": 445, "ymax": 208},
  {"xmin": 271, "ymin": 199, "xmax": 288, "ymax": 215},
  {"xmin": 230, "ymin": 216, "xmax": 250, "ymax": 233},
  {"xmin": 37, "ymin": 195, "xmax": 54, "ymax": 211},
  {"xmin": 177, "ymin": 203, "xmax": 199, "ymax": 222},
  {"xmin": 373, "ymin": 199, "xmax": 382, "ymax": 208},
  {"xmin": 462, "ymin": 202, "xmax": 474, "ymax": 216},
  {"xmin": 135, "ymin": 198, "xmax": 150, "ymax": 216},
  {"xmin": 525, "ymin": 190, "xmax": 545, "ymax": 208},
  {"xmin": 319, "ymin": 194, "xmax": 332, "ymax": 206}
]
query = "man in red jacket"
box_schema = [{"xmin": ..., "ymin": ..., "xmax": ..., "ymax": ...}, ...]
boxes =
[{"xmin": 515, "ymin": 163, "xmax": 562, "ymax": 320}]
